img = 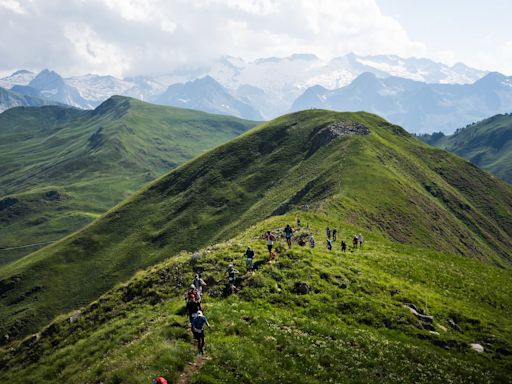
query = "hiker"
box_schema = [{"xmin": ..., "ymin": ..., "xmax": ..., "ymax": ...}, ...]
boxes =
[
  {"xmin": 244, "ymin": 246, "xmax": 255, "ymax": 271},
  {"xmin": 191, "ymin": 310, "xmax": 210, "ymax": 354},
  {"xmin": 297, "ymin": 216, "xmax": 301, "ymax": 226},
  {"xmin": 326, "ymin": 227, "xmax": 331, "ymax": 239},
  {"xmin": 309, "ymin": 235, "xmax": 315, "ymax": 248},
  {"xmin": 193, "ymin": 274, "xmax": 206, "ymax": 293},
  {"xmin": 186, "ymin": 295, "xmax": 202, "ymax": 326},
  {"xmin": 341, "ymin": 240, "xmax": 347, "ymax": 252},
  {"xmin": 327, "ymin": 239, "xmax": 333, "ymax": 251},
  {"xmin": 265, "ymin": 231, "xmax": 276, "ymax": 258},
  {"xmin": 284, "ymin": 224, "xmax": 293, "ymax": 249},
  {"xmin": 332, "ymin": 229, "xmax": 337, "ymax": 241},
  {"xmin": 226, "ymin": 263, "xmax": 238, "ymax": 283},
  {"xmin": 152, "ymin": 377, "xmax": 168, "ymax": 384},
  {"xmin": 352, "ymin": 235, "xmax": 359, "ymax": 250},
  {"xmin": 358, "ymin": 233, "xmax": 364, "ymax": 249},
  {"xmin": 186, "ymin": 284, "xmax": 201, "ymax": 303}
]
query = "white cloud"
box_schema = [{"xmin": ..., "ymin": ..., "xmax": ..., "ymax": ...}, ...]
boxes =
[
  {"xmin": 0, "ymin": 0, "xmax": 431, "ymax": 77},
  {"xmin": 0, "ymin": 0, "xmax": 25, "ymax": 14}
]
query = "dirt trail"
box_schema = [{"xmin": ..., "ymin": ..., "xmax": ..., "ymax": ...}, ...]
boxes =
[{"xmin": 177, "ymin": 354, "xmax": 209, "ymax": 384}]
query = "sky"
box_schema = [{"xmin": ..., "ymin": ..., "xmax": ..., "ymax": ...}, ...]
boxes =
[{"xmin": 0, "ymin": 0, "xmax": 511, "ymax": 77}]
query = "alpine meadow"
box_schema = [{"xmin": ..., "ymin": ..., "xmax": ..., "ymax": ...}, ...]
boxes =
[{"xmin": 1, "ymin": 1, "xmax": 511, "ymax": 383}]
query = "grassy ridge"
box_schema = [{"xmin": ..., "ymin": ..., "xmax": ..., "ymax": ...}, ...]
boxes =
[
  {"xmin": 418, "ymin": 113, "xmax": 512, "ymax": 183},
  {"xmin": 0, "ymin": 97, "xmax": 257, "ymax": 262},
  {"xmin": 1, "ymin": 109, "xmax": 511, "ymax": 341},
  {"xmin": 1, "ymin": 212, "xmax": 510, "ymax": 383}
]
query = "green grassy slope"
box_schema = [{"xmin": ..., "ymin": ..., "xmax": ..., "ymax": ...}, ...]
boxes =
[
  {"xmin": 418, "ymin": 113, "xmax": 512, "ymax": 183},
  {"xmin": 1, "ymin": 109, "xmax": 511, "ymax": 341},
  {"xmin": 0, "ymin": 97, "xmax": 258, "ymax": 263},
  {"xmin": 1, "ymin": 212, "xmax": 511, "ymax": 383}
]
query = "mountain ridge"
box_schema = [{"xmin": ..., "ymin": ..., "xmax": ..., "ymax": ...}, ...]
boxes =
[
  {"xmin": 0, "ymin": 96, "xmax": 258, "ymax": 263},
  {"xmin": 1, "ymin": 108, "xmax": 510, "ymax": 341}
]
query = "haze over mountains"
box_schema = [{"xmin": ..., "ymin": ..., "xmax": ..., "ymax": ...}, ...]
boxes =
[{"xmin": 3, "ymin": 52, "xmax": 507, "ymax": 131}]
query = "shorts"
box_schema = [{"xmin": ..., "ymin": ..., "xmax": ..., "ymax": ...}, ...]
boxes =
[
  {"xmin": 267, "ymin": 244, "xmax": 273, "ymax": 252},
  {"xmin": 193, "ymin": 330, "xmax": 204, "ymax": 340}
]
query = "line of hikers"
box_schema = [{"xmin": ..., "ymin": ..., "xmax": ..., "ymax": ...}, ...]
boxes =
[{"xmin": 183, "ymin": 223, "xmax": 364, "ymax": 354}]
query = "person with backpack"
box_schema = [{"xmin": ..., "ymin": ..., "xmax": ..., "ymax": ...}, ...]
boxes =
[
  {"xmin": 352, "ymin": 235, "xmax": 359, "ymax": 250},
  {"xmin": 358, "ymin": 233, "xmax": 364, "ymax": 249},
  {"xmin": 265, "ymin": 231, "xmax": 276, "ymax": 258},
  {"xmin": 186, "ymin": 296, "xmax": 202, "ymax": 327},
  {"xmin": 327, "ymin": 239, "xmax": 333, "ymax": 251},
  {"xmin": 192, "ymin": 274, "xmax": 206, "ymax": 294},
  {"xmin": 226, "ymin": 263, "xmax": 239, "ymax": 285},
  {"xmin": 185, "ymin": 284, "xmax": 200, "ymax": 303},
  {"xmin": 244, "ymin": 246, "xmax": 255, "ymax": 271},
  {"xmin": 309, "ymin": 235, "xmax": 315, "ymax": 248},
  {"xmin": 152, "ymin": 377, "xmax": 168, "ymax": 384},
  {"xmin": 326, "ymin": 227, "xmax": 331, "ymax": 239},
  {"xmin": 341, "ymin": 240, "xmax": 347, "ymax": 252},
  {"xmin": 284, "ymin": 224, "xmax": 293, "ymax": 249},
  {"xmin": 191, "ymin": 310, "xmax": 210, "ymax": 354},
  {"xmin": 332, "ymin": 228, "xmax": 337, "ymax": 241}
]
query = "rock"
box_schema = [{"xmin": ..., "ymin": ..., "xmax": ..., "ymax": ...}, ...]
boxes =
[
  {"xmin": 405, "ymin": 304, "xmax": 434, "ymax": 323},
  {"xmin": 448, "ymin": 319, "xmax": 462, "ymax": 332},
  {"xmin": 191, "ymin": 251, "xmax": 201, "ymax": 260},
  {"xmin": 429, "ymin": 331, "xmax": 440, "ymax": 336},
  {"xmin": 293, "ymin": 282, "xmax": 310, "ymax": 295},
  {"xmin": 423, "ymin": 322, "xmax": 436, "ymax": 331},
  {"xmin": 438, "ymin": 325, "xmax": 448, "ymax": 332},
  {"xmin": 69, "ymin": 310, "xmax": 81, "ymax": 323},
  {"xmin": 470, "ymin": 343, "xmax": 484, "ymax": 353}
]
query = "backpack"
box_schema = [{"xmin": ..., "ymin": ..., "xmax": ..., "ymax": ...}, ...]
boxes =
[
  {"xmin": 153, "ymin": 377, "xmax": 168, "ymax": 384},
  {"xmin": 187, "ymin": 289, "xmax": 199, "ymax": 302}
]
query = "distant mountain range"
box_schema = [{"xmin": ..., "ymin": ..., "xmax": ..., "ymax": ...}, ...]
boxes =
[
  {"xmin": 154, "ymin": 75, "xmax": 263, "ymax": 120},
  {"xmin": 0, "ymin": 85, "xmax": 62, "ymax": 113},
  {"xmin": 291, "ymin": 72, "xmax": 512, "ymax": 134},
  {"xmin": 418, "ymin": 113, "xmax": 512, "ymax": 182},
  {"xmin": 1, "ymin": 53, "xmax": 508, "ymax": 131}
]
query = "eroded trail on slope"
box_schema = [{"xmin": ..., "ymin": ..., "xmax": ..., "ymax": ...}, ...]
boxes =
[{"xmin": 177, "ymin": 354, "xmax": 209, "ymax": 384}]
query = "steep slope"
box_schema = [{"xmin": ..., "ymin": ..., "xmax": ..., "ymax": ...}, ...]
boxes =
[
  {"xmin": 154, "ymin": 76, "xmax": 263, "ymax": 120},
  {"xmin": 0, "ymin": 86, "xmax": 62, "ymax": 113},
  {"xmin": 1, "ymin": 109, "xmax": 511, "ymax": 340},
  {"xmin": 1, "ymin": 212, "xmax": 511, "ymax": 383},
  {"xmin": 291, "ymin": 72, "xmax": 512, "ymax": 133},
  {"xmin": 418, "ymin": 113, "xmax": 512, "ymax": 183},
  {"xmin": 0, "ymin": 97, "xmax": 257, "ymax": 263}
]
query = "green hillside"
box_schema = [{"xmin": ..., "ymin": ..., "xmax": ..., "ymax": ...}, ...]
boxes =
[
  {"xmin": 1, "ymin": 109, "xmax": 511, "ymax": 343},
  {"xmin": 1, "ymin": 211, "xmax": 511, "ymax": 383},
  {"xmin": 418, "ymin": 113, "xmax": 512, "ymax": 183},
  {"xmin": 0, "ymin": 97, "xmax": 258, "ymax": 263}
]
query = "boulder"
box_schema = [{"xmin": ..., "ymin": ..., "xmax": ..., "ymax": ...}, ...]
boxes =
[
  {"xmin": 448, "ymin": 319, "xmax": 462, "ymax": 332},
  {"xmin": 470, "ymin": 343, "xmax": 484, "ymax": 353}
]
